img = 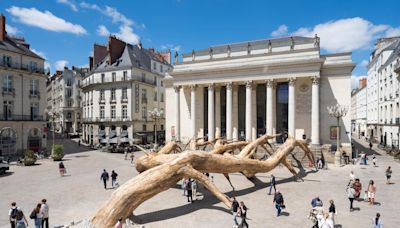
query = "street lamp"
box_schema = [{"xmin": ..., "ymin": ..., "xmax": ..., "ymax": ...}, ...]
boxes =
[
  {"xmin": 327, "ymin": 104, "xmax": 348, "ymax": 166},
  {"xmin": 48, "ymin": 111, "xmax": 58, "ymax": 152},
  {"xmin": 148, "ymin": 108, "xmax": 163, "ymax": 150}
]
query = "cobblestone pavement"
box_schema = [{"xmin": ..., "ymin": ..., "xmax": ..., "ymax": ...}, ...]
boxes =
[{"xmin": 1, "ymin": 138, "xmax": 399, "ymax": 228}]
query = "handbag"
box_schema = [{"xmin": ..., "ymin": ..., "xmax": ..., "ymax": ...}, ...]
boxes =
[
  {"xmin": 29, "ymin": 210, "xmax": 37, "ymax": 219},
  {"xmin": 280, "ymin": 204, "xmax": 286, "ymax": 209}
]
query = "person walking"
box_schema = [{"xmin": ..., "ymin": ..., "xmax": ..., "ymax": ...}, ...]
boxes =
[
  {"xmin": 385, "ymin": 166, "xmax": 392, "ymax": 184},
  {"xmin": 347, "ymin": 183, "xmax": 356, "ymax": 211},
  {"xmin": 349, "ymin": 171, "xmax": 356, "ymax": 182},
  {"xmin": 78, "ymin": 139, "xmax": 81, "ymax": 147},
  {"xmin": 239, "ymin": 201, "xmax": 249, "ymax": 228},
  {"xmin": 130, "ymin": 152, "xmax": 135, "ymax": 164},
  {"xmin": 186, "ymin": 179, "xmax": 193, "ymax": 202},
  {"xmin": 369, "ymin": 141, "xmax": 373, "ymax": 151},
  {"xmin": 273, "ymin": 191, "xmax": 284, "ymax": 216},
  {"xmin": 30, "ymin": 203, "xmax": 43, "ymax": 228},
  {"xmin": 320, "ymin": 213, "xmax": 334, "ymax": 228},
  {"xmin": 111, "ymin": 170, "xmax": 118, "ymax": 188},
  {"xmin": 100, "ymin": 169, "xmax": 109, "ymax": 189},
  {"xmin": 182, "ymin": 178, "xmax": 188, "ymax": 196},
  {"xmin": 40, "ymin": 199, "xmax": 49, "ymax": 228},
  {"xmin": 59, "ymin": 162, "xmax": 66, "ymax": 177},
  {"xmin": 372, "ymin": 156, "xmax": 377, "ymax": 167},
  {"xmin": 328, "ymin": 200, "xmax": 336, "ymax": 225},
  {"xmin": 268, "ymin": 174, "xmax": 276, "ymax": 195},
  {"xmin": 9, "ymin": 202, "xmax": 19, "ymax": 228},
  {"xmin": 372, "ymin": 213, "xmax": 383, "ymax": 228},
  {"xmin": 231, "ymin": 197, "xmax": 239, "ymax": 228},
  {"xmin": 367, "ymin": 180, "xmax": 377, "ymax": 205},
  {"xmin": 124, "ymin": 148, "xmax": 128, "ymax": 160},
  {"xmin": 15, "ymin": 208, "xmax": 28, "ymax": 228},
  {"xmin": 353, "ymin": 179, "xmax": 362, "ymax": 200},
  {"xmin": 115, "ymin": 217, "xmax": 123, "ymax": 228},
  {"xmin": 191, "ymin": 179, "xmax": 198, "ymax": 200}
]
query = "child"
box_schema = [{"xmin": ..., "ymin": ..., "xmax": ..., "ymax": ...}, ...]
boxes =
[{"xmin": 363, "ymin": 190, "xmax": 368, "ymax": 202}]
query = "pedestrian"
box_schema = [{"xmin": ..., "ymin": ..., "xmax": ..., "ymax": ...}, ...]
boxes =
[
  {"xmin": 236, "ymin": 206, "xmax": 243, "ymax": 227},
  {"xmin": 111, "ymin": 170, "xmax": 118, "ymax": 188},
  {"xmin": 100, "ymin": 169, "xmax": 109, "ymax": 189},
  {"xmin": 372, "ymin": 156, "xmax": 377, "ymax": 167},
  {"xmin": 385, "ymin": 166, "xmax": 392, "ymax": 184},
  {"xmin": 231, "ymin": 197, "xmax": 239, "ymax": 228},
  {"xmin": 15, "ymin": 208, "xmax": 28, "ymax": 228},
  {"xmin": 9, "ymin": 202, "xmax": 18, "ymax": 228},
  {"xmin": 115, "ymin": 217, "xmax": 123, "ymax": 228},
  {"xmin": 328, "ymin": 200, "xmax": 336, "ymax": 225},
  {"xmin": 349, "ymin": 171, "xmax": 356, "ymax": 182},
  {"xmin": 78, "ymin": 139, "xmax": 81, "ymax": 147},
  {"xmin": 30, "ymin": 203, "xmax": 43, "ymax": 228},
  {"xmin": 191, "ymin": 179, "xmax": 198, "ymax": 200},
  {"xmin": 363, "ymin": 190, "xmax": 369, "ymax": 202},
  {"xmin": 40, "ymin": 199, "xmax": 49, "ymax": 228},
  {"xmin": 182, "ymin": 178, "xmax": 187, "ymax": 196},
  {"xmin": 268, "ymin": 174, "xmax": 276, "ymax": 195},
  {"xmin": 313, "ymin": 202, "xmax": 324, "ymax": 226},
  {"xmin": 367, "ymin": 180, "xmax": 376, "ymax": 205},
  {"xmin": 317, "ymin": 157, "xmax": 323, "ymax": 169},
  {"xmin": 124, "ymin": 148, "xmax": 128, "ymax": 160},
  {"xmin": 353, "ymin": 178, "xmax": 362, "ymax": 200},
  {"xmin": 369, "ymin": 141, "xmax": 373, "ymax": 151},
  {"xmin": 346, "ymin": 183, "xmax": 356, "ymax": 211},
  {"xmin": 311, "ymin": 196, "xmax": 323, "ymax": 208},
  {"xmin": 320, "ymin": 213, "xmax": 334, "ymax": 228},
  {"xmin": 372, "ymin": 213, "xmax": 383, "ymax": 228},
  {"xmin": 186, "ymin": 179, "xmax": 193, "ymax": 203},
  {"xmin": 59, "ymin": 162, "xmax": 66, "ymax": 177},
  {"xmin": 239, "ymin": 201, "xmax": 249, "ymax": 228},
  {"xmin": 130, "ymin": 152, "xmax": 135, "ymax": 163},
  {"xmin": 273, "ymin": 191, "xmax": 284, "ymax": 216}
]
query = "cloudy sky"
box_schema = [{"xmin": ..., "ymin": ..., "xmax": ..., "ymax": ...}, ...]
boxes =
[{"xmin": 1, "ymin": 0, "xmax": 399, "ymax": 87}]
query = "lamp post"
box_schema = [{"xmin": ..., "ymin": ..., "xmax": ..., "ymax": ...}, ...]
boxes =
[
  {"xmin": 148, "ymin": 108, "xmax": 163, "ymax": 150},
  {"xmin": 48, "ymin": 111, "xmax": 58, "ymax": 152},
  {"xmin": 327, "ymin": 104, "xmax": 348, "ymax": 166}
]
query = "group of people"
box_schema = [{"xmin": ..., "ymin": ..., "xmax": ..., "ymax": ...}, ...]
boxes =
[
  {"xmin": 347, "ymin": 172, "xmax": 378, "ymax": 211},
  {"xmin": 309, "ymin": 196, "xmax": 336, "ymax": 228},
  {"xmin": 231, "ymin": 197, "xmax": 248, "ymax": 228},
  {"xmin": 100, "ymin": 169, "xmax": 119, "ymax": 189},
  {"xmin": 181, "ymin": 178, "xmax": 198, "ymax": 202},
  {"xmin": 9, "ymin": 200, "xmax": 49, "ymax": 228}
]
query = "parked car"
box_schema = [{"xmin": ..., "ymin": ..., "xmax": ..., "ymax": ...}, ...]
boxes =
[{"xmin": 0, "ymin": 157, "xmax": 10, "ymax": 174}]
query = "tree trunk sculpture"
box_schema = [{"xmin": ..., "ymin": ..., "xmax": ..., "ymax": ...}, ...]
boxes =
[{"xmin": 91, "ymin": 136, "xmax": 315, "ymax": 227}]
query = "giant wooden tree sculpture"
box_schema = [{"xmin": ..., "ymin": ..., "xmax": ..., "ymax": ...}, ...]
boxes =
[{"xmin": 91, "ymin": 134, "xmax": 315, "ymax": 227}]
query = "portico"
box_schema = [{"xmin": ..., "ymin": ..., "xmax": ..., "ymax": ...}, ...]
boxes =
[{"xmin": 165, "ymin": 36, "xmax": 354, "ymax": 145}]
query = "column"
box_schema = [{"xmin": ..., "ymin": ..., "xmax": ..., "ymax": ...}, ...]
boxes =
[
  {"xmin": 245, "ymin": 81, "xmax": 252, "ymax": 141},
  {"xmin": 208, "ymin": 83, "xmax": 215, "ymax": 141},
  {"xmin": 215, "ymin": 87, "xmax": 221, "ymax": 138},
  {"xmin": 311, "ymin": 77, "xmax": 320, "ymax": 145},
  {"xmin": 174, "ymin": 86, "xmax": 181, "ymax": 141},
  {"xmin": 232, "ymin": 85, "xmax": 239, "ymax": 140},
  {"xmin": 252, "ymin": 86, "xmax": 257, "ymax": 140},
  {"xmin": 288, "ymin": 78, "xmax": 296, "ymax": 137},
  {"xmin": 266, "ymin": 79, "xmax": 273, "ymax": 135},
  {"xmin": 226, "ymin": 82, "xmax": 233, "ymax": 140},
  {"xmin": 190, "ymin": 85, "xmax": 197, "ymax": 138}
]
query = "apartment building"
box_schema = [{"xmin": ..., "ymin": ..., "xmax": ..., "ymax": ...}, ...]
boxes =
[
  {"xmin": 366, "ymin": 37, "xmax": 400, "ymax": 147},
  {"xmin": 0, "ymin": 15, "xmax": 47, "ymax": 156},
  {"xmin": 351, "ymin": 78, "xmax": 367, "ymax": 139},
  {"xmin": 46, "ymin": 67, "xmax": 88, "ymax": 134},
  {"xmin": 81, "ymin": 36, "xmax": 171, "ymax": 146}
]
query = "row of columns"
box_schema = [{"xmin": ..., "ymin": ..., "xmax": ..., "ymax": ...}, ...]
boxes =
[{"xmin": 174, "ymin": 77, "xmax": 320, "ymax": 144}]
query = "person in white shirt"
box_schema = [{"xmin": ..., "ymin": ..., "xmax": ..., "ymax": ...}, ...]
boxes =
[
  {"xmin": 349, "ymin": 171, "xmax": 355, "ymax": 181},
  {"xmin": 40, "ymin": 199, "xmax": 49, "ymax": 228}
]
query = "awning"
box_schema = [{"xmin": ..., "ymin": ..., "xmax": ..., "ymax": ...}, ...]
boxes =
[
  {"xmin": 109, "ymin": 131, "xmax": 117, "ymax": 139},
  {"xmin": 100, "ymin": 138, "xmax": 108, "ymax": 143},
  {"xmin": 135, "ymin": 133, "xmax": 146, "ymax": 136},
  {"xmin": 110, "ymin": 137, "xmax": 118, "ymax": 144},
  {"xmin": 120, "ymin": 131, "xmax": 128, "ymax": 138},
  {"xmin": 132, "ymin": 138, "xmax": 141, "ymax": 144},
  {"xmin": 119, "ymin": 137, "xmax": 131, "ymax": 143},
  {"xmin": 98, "ymin": 131, "xmax": 106, "ymax": 138}
]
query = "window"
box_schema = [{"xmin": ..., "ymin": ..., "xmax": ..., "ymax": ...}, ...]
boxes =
[
  {"xmin": 135, "ymin": 84, "xmax": 139, "ymax": 113},
  {"xmin": 101, "ymin": 74, "xmax": 105, "ymax": 83},
  {"xmin": 112, "ymin": 72, "xmax": 116, "ymax": 82},
  {"xmin": 160, "ymin": 65, "xmax": 163, "ymax": 72},
  {"xmin": 67, "ymin": 112, "xmax": 72, "ymax": 119},
  {"xmin": 141, "ymin": 73, "xmax": 146, "ymax": 82},
  {"xmin": 111, "ymin": 106, "xmax": 116, "ymax": 118},
  {"xmin": 154, "ymin": 76, "xmax": 157, "ymax": 85},
  {"xmin": 143, "ymin": 124, "xmax": 147, "ymax": 131},
  {"xmin": 2, "ymin": 75, "xmax": 13, "ymax": 92},
  {"xmin": 67, "ymin": 99, "xmax": 73, "ymax": 107},
  {"xmin": 122, "ymin": 87, "xmax": 127, "ymax": 99},
  {"xmin": 142, "ymin": 89, "xmax": 147, "ymax": 104},
  {"xmin": 30, "ymin": 79, "xmax": 39, "ymax": 96},
  {"xmin": 160, "ymin": 92, "xmax": 164, "ymax": 102},
  {"xmin": 153, "ymin": 62, "xmax": 156, "ymax": 70},
  {"xmin": 66, "ymin": 89, "xmax": 72, "ymax": 98},
  {"xmin": 161, "ymin": 80, "xmax": 163, "ymax": 87},
  {"xmin": 111, "ymin": 88, "xmax": 116, "ymax": 100},
  {"xmin": 122, "ymin": 105, "xmax": 127, "ymax": 118},
  {"xmin": 3, "ymin": 101, "xmax": 13, "ymax": 120},
  {"xmin": 66, "ymin": 78, "xmax": 72, "ymax": 86},
  {"xmin": 161, "ymin": 124, "xmax": 164, "ymax": 131},
  {"xmin": 154, "ymin": 91, "xmax": 157, "ymax": 101},
  {"xmin": 123, "ymin": 71, "xmax": 127, "ymax": 80},
  {"xmin": 100, "ymin": 89, "xmax": 105, "ymax": 101},
  {"xmin": 30, "ymin": 103, "xmax": 39, "ymax": 120},
  {"xmin": 3, "ymin": 55, "xmax": 12, "ymax": 67},
  {"xmin": 100, "ymin": 106, "xmax": 105, "ymax": 119},
  {"xmin": 142, "ymin": 105, "xmax": 147, "ymax": 120},
  {"xmin": 30, "ymin": 61, "xmax": 37, "ymax": 71}
]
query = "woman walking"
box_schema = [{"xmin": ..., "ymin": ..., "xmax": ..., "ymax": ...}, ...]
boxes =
[
  {"xmin": 386, "ymin": 166, "xmax": 392, "ymax": 184},
  {"xmin": 372, "ymin": 213, "xmax": 383, "ymax": 228},
  {"xmin": 328, "ymin": 200, "xmax": 336, "ymax": 225},
  {"xmin": 367, "ymin": 180, "xmax": 376, "ymax": 205},
  {"xmin": 239, "ymin": 201, "xmax": 249, "ymax": 228},
  {"xmin": 191, "ymin": 179, "xmax": 198, "ymax": 200},
  {"xmin": 15, "ymin": 208, "xmax": 28, "ymax": 228},
  {"xmin": 346, "ymin": 183, "xmax": 356, "ymax": 211},
  {"xmin": 30, "ymin": 203, "xmax": 43, "ymax": 228},
  {"xmin": 59, "ymin": 162, "xmax": 66, "ymax": 177}
]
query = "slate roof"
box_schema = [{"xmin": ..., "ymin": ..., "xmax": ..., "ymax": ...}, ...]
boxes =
[
  {"xmin": 378, "ymin": 38, "xmax": 400, "ymax": 72},
  {"xmin": 0, "ymin": 36, "xmax": 44, "ymax": 59}
]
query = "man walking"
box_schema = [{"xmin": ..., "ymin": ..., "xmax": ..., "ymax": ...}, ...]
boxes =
[
  {"xmin": 346, "ymin": 183, "xmax": 356, "ymax": 211},
  {"xmin": 268, "ymin": 174, "xmax": 276, "ymax": 195},
  {"xmin": 231, "ymin": 197, "xmax": 239, "ymax": 228},
  {"xmin": 111, "ymin": 170, "xmax": 118, "ymax": 188},
  {"xmin": 186, "ymin": 179, "xmax": 193, "ymax": 203},
  {"xmin": 9, "ymin": 202, "xmax": 18, "ymax": 228},
  {"xmin": 100, "ymin": 169, "xmax": 109, "ymax": 189},
  {"xmin": 40, "ymin": 199, "xmax": 49, "ymax": 228},
  {"xmin": 273, "ymin": 191, "xmax": 284, "ymax": 216}
]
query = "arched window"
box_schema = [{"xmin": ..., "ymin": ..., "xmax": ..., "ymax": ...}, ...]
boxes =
[
  {"xmin": 0, "ymin": 127, "xmax": 17, "ymax": 156},
  {"xmin": 28, "ymin": 128, "xmax": 41, "ymax": 152}
]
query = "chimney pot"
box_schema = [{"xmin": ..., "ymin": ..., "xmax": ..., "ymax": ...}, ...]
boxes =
[{"xmin": 0, "ymin": 14, "xmax": 6, "ymax": 41}]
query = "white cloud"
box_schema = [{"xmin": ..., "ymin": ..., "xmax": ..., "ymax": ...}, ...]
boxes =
[
  {"xmin": 80, "ymin": 3, "xmax": 140, "ymax": 44},
  {"xmin": 271, "ymin": 24, "xmax": 288, "ymax": 37},
  {"xmin": 57, "ymin": 0, "xmax": 78, "ymax": 12},
  {"xmin": 292, "ymin": 17, "xmax": 398, "ymax": 53},
  {"xmin": 141, "ymin": 23, "xmax": 146, "ymax": 29},
  {"xmin": 97, "ymin": 25, "xmax": 110, "ymax": 36},
  {"xmin": 6, "ymin": 6, "xmax": 87, "ymax": 35},
  {"xmin": 44, "ymin": 62, "xmax": 51, "ymax": 71},
  {"xmin": 31, "ymin": 49, "xmax": 47, "ymax": 59},
  {"xmin": 6, "ymin": 25, "xmax": 18, "ymax": 35},
  {"xmin": 161, "ymin": 44, "xmax": 181, "ymax": 52},
  {"xmin": 55, "ymin": 60, "xmax": 68, "ymax": 70},
  {"xmin": 384, "ymin": 27, "xmax": 400, "ymax": 37},
  {"xmin": 351, "ymin": 75, "xmax": 366, "ymax": 89},
  {"xmin": 360, "ymin": 59, "xmax": 369, "ymax": 67}
]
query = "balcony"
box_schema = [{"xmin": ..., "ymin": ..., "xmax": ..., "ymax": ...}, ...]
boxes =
[
  {"xmin": 396, "ymin": 118, "xmax": 400, "ymax": 124},
  {"xmin": 99, "ymin": 99, "xmax": 106, "ymax": 104},
  {"xmin": 110, "ymin": 99, "xmax": 117, "ymax": 104},
  {"xmin": 2, "ymin": 87, "xmax": 15, "ymax": 96},
  {"xmin": 0, "ymin": 61, "xmax": 45, "ymax": 74},
  {"xmin": 0, "ymin": 114, "xmax": 44, "ymax": 121},
  {"xmin": 121, "ymin": 96, "xmax": 128, "ymax": 103},
  {"xmin": 29, "ymin": 90, "xmax": 40, "ymax": 98},
  {"xmin": 142, "ymin": 98, "xmax": 148, "ymax": 104},
  {"xmin": 82, "ymin": 116, "xmax": 132, "ymax": 123},
  {"xmin": 82, "ymin": 73, "xmax": 157, "ymax": 88}
]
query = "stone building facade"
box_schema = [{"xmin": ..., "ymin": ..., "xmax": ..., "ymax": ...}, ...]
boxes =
[
  {"xmin": 0, "ymin": 15, "xmax": 47, "ymax": 156},
  {"xmin": 81, "ymin": 36, "xmax": 171, "ymax": 146},
  {"xmin": 165, "ymin": 36, "xmax": 355, "ymax": 148},
  {"xmin": 351, "ymin": 78, "xmax": 367, "ymax": 139}
]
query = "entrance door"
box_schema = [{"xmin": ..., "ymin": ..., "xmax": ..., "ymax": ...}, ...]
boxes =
[{"xmin": 276, "ymin": 83, "xmax": 288, "ymax": 143}]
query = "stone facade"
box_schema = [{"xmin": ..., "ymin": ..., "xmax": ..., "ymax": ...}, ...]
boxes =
[
  {"xmin": 351, "ymin": 79, "xmax": 367, "ymax": 139},
  {"xmin": 165, "ymin": 36, "xmax": 355, "ymax": 148}
]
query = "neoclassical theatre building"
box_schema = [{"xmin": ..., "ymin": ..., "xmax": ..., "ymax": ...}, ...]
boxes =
[{"xmin": 165, "ymin": 36, "xmax": 355, "ymax": 147}]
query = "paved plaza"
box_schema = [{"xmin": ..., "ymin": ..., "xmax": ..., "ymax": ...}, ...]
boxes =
[{"xmin": 1, "ymin": 138, "xmax": 399, "ymax": 228}]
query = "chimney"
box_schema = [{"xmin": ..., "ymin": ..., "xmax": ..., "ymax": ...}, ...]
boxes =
[
  {"xmin": 93, "ymin": 44, "xmax": 107, "ymax": 67},
  {"xmin": 359, "ymin": 78, "xmax": 367, "ymax": 89},
  {"xmin": 0, "ymin": 14, "xmax": 6, "ymax": 41},
  {"xmin": 108, "ymin": 36, "xmax": 126, "ymax": 65},
  {"xmin": 89, "ymin": 56, "xmax": 93, "ymax": 71}
]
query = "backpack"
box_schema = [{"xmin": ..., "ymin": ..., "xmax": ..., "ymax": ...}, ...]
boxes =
[
  {"xmin": 10, "ymin": 208, "xmax": 18, "ymax": 219},
  {"xmin": 29, "ymin": 209, "xmax": 37, "ymax": 219},
  {"xmin": 15, "ymin": 210, "xmax": 23, "ymax": 220}
]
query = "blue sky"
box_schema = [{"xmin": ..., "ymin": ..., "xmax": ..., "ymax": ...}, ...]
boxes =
[{"xmin": 1, "ymin": 0, "xmax": 399, "ymax": 86}]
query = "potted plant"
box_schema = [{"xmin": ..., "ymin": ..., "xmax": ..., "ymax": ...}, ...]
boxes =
[
  {"xmin": 23, "ymin": 150, "xmax": 37, "ymax": 166},
  {"xmin": 52, "ymin": 144, "xmax": 64, "ymax": 161}
]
